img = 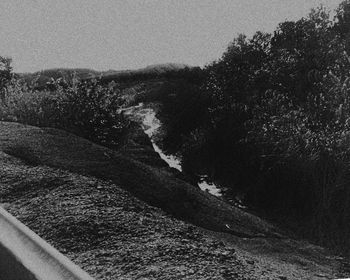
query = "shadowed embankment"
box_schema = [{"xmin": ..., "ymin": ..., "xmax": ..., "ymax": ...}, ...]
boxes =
[
  {"xmin": 0, "ymin": 121, "xmax": 276, "ymax": 238},
  {"xmin": 0, "ymin": 121, "xmax": 347, "ymax": 279}
]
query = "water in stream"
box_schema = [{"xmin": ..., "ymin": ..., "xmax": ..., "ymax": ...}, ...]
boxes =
[{"xmin": 121, "ymin": 103, "xmax": 222, "ymax": 197}]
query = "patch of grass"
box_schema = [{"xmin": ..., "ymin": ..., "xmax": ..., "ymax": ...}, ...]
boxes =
[{"xmin": 3, "ymin": 145, "xmax": 41, "ymax": 166}]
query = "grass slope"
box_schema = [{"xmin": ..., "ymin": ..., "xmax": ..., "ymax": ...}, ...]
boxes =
[
  {"xmin": 0, "ymin": 121, "xmax": 277, "ymax": 238},
  {"xmin": 0, "ymin": 151, "xmax": 250, "ymax": 279},
  {"xmin": 0, "ymin": 121, "xmax": 348, "ymax": 279}
]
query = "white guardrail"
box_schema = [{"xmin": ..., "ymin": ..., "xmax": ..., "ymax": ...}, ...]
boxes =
[
  {"xmin": 1, "ymin": 205, "xmax": 350, "ymax": 280},
  {"xmin": 0, "ymin": 206, "xmax": 95, "ymax": 280}
]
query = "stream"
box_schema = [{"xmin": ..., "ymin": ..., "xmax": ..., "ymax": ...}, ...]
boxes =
[{"xmin": 120, "ymin": 103, "xmax": 222, "ymax": 197}]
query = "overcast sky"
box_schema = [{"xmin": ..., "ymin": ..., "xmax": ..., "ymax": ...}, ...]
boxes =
[{"xmin": 0, "ymin": 0, "xmax": 344, "ymax": 73}]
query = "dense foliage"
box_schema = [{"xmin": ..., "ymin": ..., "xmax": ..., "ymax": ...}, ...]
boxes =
[
  {"xmin": 0, "ymin": 74, "xmax": 129, "ymax": 149},
  {"xmin": 157, "ymin": 1, "xmax": 350, "ymax": 253}
]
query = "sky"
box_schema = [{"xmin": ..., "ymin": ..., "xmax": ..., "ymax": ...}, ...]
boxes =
[{"xmin": 0, "ymin": 0, "xmax": 344, "ymax": 73}]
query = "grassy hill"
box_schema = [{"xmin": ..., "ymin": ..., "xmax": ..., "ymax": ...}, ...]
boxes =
[
  {"xmin": 0, "ymin": 121, "xmax": 276, "ymax": 237},
  {"xmin": 0, "ymin": 148, "xmax": 249, "ymax": 279},
  {"xmin": 0, "ymin": 121, "xmax": 347, "ymax": 279}
]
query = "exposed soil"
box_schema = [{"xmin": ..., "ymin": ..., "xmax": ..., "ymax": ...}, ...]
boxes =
[{"xmin": 0, "ymin": 121, "xmax": 349, "ymax": 279}]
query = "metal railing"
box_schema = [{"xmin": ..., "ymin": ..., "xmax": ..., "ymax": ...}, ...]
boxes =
[
  {"xmin": 0, "ymin": 206, "xmax": 94, "ymax": 280},
  {"xmin": 2, "ymin": 205, "xmax": 349, "ymax": 280}
]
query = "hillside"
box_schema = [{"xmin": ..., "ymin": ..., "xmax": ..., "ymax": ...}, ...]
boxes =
[
  {"xmin": 17, "ymin": 63, "xmax": 192, "ymax": 88},
  {"xmin": 0, "ymin": 121, "xmax": 348, "ymax": 279},
  {"xmin": 0, "ymin": 121, "xmax": 276, "ymax": 237},
  {"xmin": 0, "ymin": 149, "xmax": 249, "ymax": 280}
]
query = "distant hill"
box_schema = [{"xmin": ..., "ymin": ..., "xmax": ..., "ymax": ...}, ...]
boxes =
[
  {"xmin": 18, "ymin": 68, "xmax": 100, "ymax": 86},
  {"xmin": 17, "ymin": 63, "xmax": 194, "ymax": 87},
  {"xmin": 104, "ymin": 63, "xmax": 190, "ymax": 76},
  {"xmin": 143, "ymin": 63, "xmax": 190, "ymax": 72}
]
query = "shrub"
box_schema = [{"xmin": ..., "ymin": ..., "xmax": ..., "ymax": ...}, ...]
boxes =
[{"xmin": 0, "ymin": 74, "xmax": 129, "ymax": 150}]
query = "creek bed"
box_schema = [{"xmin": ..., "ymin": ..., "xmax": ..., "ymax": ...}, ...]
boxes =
[{"xmin": 121, "ymin": 103, "xmax": 222, "ymax": 197}]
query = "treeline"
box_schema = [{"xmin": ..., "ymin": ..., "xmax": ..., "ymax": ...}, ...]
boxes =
[
  {"xmin": 19, "ymin": 64, "xmax": 203, "ymax": 90},
  {"xmin": 158, "ymin": 1, "xmax": 350, "ymax": 253},
  {"xmin": 98, "ymin": 65, "xmax": 203, "ymax": 85}
]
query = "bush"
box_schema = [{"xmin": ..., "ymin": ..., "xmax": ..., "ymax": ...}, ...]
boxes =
[{"xmin": 0, "ymin": 75, "xmax": 129, "ymax": 150}]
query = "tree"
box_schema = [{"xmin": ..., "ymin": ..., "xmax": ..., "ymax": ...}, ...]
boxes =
[{"xmin": 0, "ymin": 56, "xmax": 13, "ymax": 101}]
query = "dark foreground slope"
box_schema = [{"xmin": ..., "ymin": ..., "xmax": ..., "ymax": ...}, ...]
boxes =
[
  {"xmin": 0, "ymin": 121, "xmax": 348, "ymax": 279},
  {"xmin": 0, "ymin": 121, "xmax": 276, "ymax": 238},
  {"xmin": 0, "ymin": 151, "xmax": 249, "ymax": 279}
]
